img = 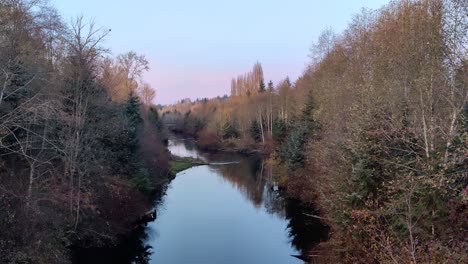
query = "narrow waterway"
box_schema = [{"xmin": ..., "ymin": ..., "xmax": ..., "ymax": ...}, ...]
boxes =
[
  {"xmin": 72, "ymin": 136, "xmax": 329, "ymax": 263},
  {"xmin": 145, "ymin": 137, "xmax": 328, "ymax": 264}
]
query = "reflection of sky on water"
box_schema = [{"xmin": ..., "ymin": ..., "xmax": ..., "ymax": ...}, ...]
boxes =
[
  {"xmin": 72, "ymin": 139, "xmax": 329, "ymax": 264},
  {"xmin": 144, "ymin": 138, "xmax": 328, "ymax": 264},
  {"xmin": 146, "ymin": 164, "xmax": 302, "ymax": 264},
  {"xmin": 167, "ymin": 138, "xmax": 204, "ymax": 160}
]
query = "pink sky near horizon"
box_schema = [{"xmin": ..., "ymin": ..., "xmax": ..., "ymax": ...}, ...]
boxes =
[
  {"xmin": 146, "ymin": 63, "xmax": 303, "ymax": 104},
  {"xmin": 52, "ymin": 0, "xmax": 390, "ymax": 105}
]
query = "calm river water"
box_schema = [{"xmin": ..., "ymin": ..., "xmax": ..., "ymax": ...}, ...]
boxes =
[{"xmin": 73, "ymin": 136, "xmax": 329, "ymax": 263}]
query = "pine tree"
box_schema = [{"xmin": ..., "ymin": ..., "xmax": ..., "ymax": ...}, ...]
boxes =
[
  {"xmin": 284, "ymin": 76, "xmax": 291, "ymax": 87},
  {"xmin": 126, "ymin": 91, "xmax": 143, "ymax": 126},
  {"xmin": 301, "ymin": 92, "xmax": 319, "ymax": 130},
  {"xmin": 123, "ymin": 91, "xmax": 143, "ymax": 167},
  {"xmin": 267, "ymin": 80, "xmax": 274, "ymax": 92},
  {"xmin": 279, "ymin": 93, "xmax": 320, "ymax": 170},
  {"xmin": 148, "ymin": 106, "xmax": 163, "ymax": 131},
  {"xmin": 259, "ymin": 79, "xmax": 266, "ymax": 93},
  {"xmin": 250, "ymin": 120, "xmax": 262, "ymax": 142}
]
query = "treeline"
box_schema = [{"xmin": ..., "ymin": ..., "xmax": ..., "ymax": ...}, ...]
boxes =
[
  {"xmin": 230, "ymin": 62, "xmax": 265, "ymax": 97},
  {"xmin": 166, "ymin": 0, "xmax": 467, "ymax": 262},
  {"xmin": 0, "ymin": 0, "xmax": 168, "ymax": 263}
]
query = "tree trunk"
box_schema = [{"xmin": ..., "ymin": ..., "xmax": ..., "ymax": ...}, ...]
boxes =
[
  {"xmin": 258, "ymin": 112, "xmax": 265, "ymax": 144},
  {"xmin": 26, "ymin": 163, "xmax": 35, "ymax": 208}
]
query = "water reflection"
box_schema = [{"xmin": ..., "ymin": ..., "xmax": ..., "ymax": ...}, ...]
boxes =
[
  {"xmin": 155, "ymin": 138, "xmax": 329, "ymax": 262},
  {"xmin": 285, "ymin": 199, "xmax": 330, "ymax": 254},
  {"xmin": 167, "ymin": 137, "xmax": 202, "ymax": 160},
  {"xmin": 72, "ymin": 225, "xmax": 152, "ymax": 264},
  {"xmin": 72, "ymin": 137, "xmax": 329, "ymax": 264},
  {"xmin": 205, "ymin": 150, "xmax": 330, "ymax": 254}
]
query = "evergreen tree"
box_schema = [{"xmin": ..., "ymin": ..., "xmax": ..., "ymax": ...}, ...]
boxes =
[
  {"xmin": 250, "ymin": 120, "xmax": 262, "ymax": 142},
  {"xmin": 123, "ymin": 92, "xmax": 143, "ymax": 168},
  {"xmin": 300, "ymin": 92, "xmax": 320, "ymax": 131},
  {"xmin": 222, "ymin": 118, "xmax": 239, "ymax": 139},
  {"xmin": 284, "ymin": 76, "xmax": 291, "ymax": 87},
  {"xmin": 272, "ymin": 118, "xmax": 287, "ymax": 141},
  {"xmin": 267, "ymin": 80, "xmax": 274, "ymax": 92},
  {"xmin": 126, "ymin": 92, "xmax": 143, "ymax": 125},
  {"xmin": 259, "ymin": 79, "xmax": 266, "ymax": 93},
  {"xmin": 148, "ymin": 106, "xmax": 163, "ymax": 131},
  {"xmin": 279, "ymin": 93, "xmax": 320, "ymax": 170}
]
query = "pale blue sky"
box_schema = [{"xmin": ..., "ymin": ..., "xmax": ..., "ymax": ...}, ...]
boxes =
[{"xmin": 52, "ymin": 0, "xmax": 389, "ymax": 104}]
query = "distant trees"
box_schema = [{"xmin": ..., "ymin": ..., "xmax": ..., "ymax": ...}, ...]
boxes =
[
  {"xmin": 259, "ymin": 78, "xmax": 266, "ymax": 93},
  {"xmin": 230, "ymin": 62, "xmax": 264, "ymax": 97},
  {"xmin": 276, "ymin": 77, "xmax": 294, "ymax": 122},
  {"xmin": 267, "ymin": 80, "xmax": 274, "ymax": 92},
  {"xmin": 139, "ymin": 82, "xmax": 156, "ymax": 106}
]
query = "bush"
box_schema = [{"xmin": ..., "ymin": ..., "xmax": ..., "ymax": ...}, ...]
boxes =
[{"xmin": 130, "ymin": 168, "xmax": 154, "ymax": 192}]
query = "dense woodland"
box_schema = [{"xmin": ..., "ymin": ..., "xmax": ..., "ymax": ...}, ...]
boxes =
[
  {"xmin": 0, "ymin": 0, "xmax": 169, "ymax": 263},
  {"xmin": 166, "ymin": 0, "xmax": 467, "ymax": 262}
]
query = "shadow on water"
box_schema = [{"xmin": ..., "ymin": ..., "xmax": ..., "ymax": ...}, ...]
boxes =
[
  {"xmin": 285, "ymin": 199, "xmax": 330, "ymax": 254},
  {"xmin": 205, "ymin": 151, "xmax": 330, "ymax": 254},
  {"xmin": 71, "ymin": 225, "xmax": 152, "ymax": 264},
  {"xmin": 72, "ymin": 137, "xmax": 329, "ymax": 264}
]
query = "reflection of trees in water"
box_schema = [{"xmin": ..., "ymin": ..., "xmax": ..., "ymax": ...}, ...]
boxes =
[
  {"xmin": 168, "ymin": 139, "xmax": 201, "ymax": 159},
  {"xmin": 75, "ymin": 139, "xmax": 329, "ymax": 263},
  {"xmin": 263, "ymin": 165, "xmax": 287, "ymax": 217},
  {"xmin": 208, "ymin": 154, "xmax": 271, "ymax": 209},
  {"xmin": 176, "ymin": 139, "xmax": 330, "ymax": 258},
  {"xmin": 72, "ymin": 184, "xmax": 175, "ymax": 264},
  {"xmin": 72, "ymin": 225, "xmax": 152, "ymax": 264},
  {"xmin": 181, "ymin": 139, "xmax": 196, "ymax": 151},
  {"xmin": 207, "ymin": 152, "xmax": 329, "ymax": 256},
  {"xmin": 285, "ymin": 199, "xmax": 330, "ymax": 255}
]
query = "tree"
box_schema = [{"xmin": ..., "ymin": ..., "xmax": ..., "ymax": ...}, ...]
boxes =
[
  {"xmin": 117, "ymin": 51, "xmax": 149, "ymax": 93},
  {"xmin": 104, "ymin": 51, "xmax": 149, "ymax": 102},
  {"xmin": 279, "ymin": 94, "xmax": 319, "ymax": 170},
  {"xmin": 272, "ymin": 118, "xmax": 287, "ymax": 141},
  {"xmin": 139, "ymin": 82, "xmax": 156, "ymax": 106},
  {"xmin": 125, "ymin": 91, "xmax": 143, "ymax": 154},
  {"xmin": 309, "ymin": 27, "xmax": 337, "ymax": 66},
  {"xmin": 231, "ymin": 62, "xmax": 265, "ymax": 96},
  {"xmin": 0, "ymin": 2, "xmax": 172, "ymax": 262},
  {"xmin": 259, "ymin": 78, "xmax": 266, "ymax": 93},
  {"xmin": 249, "ymin": 120, "xmax": 262, "ymax": 142},
  {"xmin": 148, "ymin": 106, "xmax": 163, "ymax": 131},
  {"xmin": 267, "ymin": 80, "xmax": 274, "ymax": 92},
  {"xmin": 60, "ymin": 16, "xmax": 111, "ymax": 228}
]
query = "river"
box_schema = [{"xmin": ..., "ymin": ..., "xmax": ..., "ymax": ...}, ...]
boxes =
[{"xmin": 73, "ymin": 136, "xmax": 329, "ymax": 263}]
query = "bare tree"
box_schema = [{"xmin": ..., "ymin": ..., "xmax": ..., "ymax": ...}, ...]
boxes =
[
  {"xmin": 117, "ymin": 51, "xmax": 149, "ymax": 94},
  {"xmin": 61, "ymin": 16, "xmax": 109, "ymax": 228},
  {"xmin": 138, "ymin": 82, "xmax": 156, "ymax": 107}
]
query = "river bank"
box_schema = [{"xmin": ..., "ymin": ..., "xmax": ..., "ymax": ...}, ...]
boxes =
[
  {"xmin": 72, "ymin": 136, "xmax": 330, "ymax": 264},
  {"xmin": 168, "ymin": 129, "xmax": 269, "ymax": 155},
  {"xmin": 169, "ymin": 155, "xmax": 208, "ymax": 174}
]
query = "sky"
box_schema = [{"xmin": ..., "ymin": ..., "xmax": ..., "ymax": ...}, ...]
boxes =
[{"xmin": 51, "ymin": 0, "xmax": 390, "ymax": 105}]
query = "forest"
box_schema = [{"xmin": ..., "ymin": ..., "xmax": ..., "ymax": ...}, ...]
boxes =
[
  {"xmin": 0, "ymin": 0, "xmax": 170, "ymax": 263},
  {"xmin": 165, "ymin": 0, "xmax": 467, "ymax": 262},
  {"xmin": 0, "ymin": 0, "xmax": 467, "ymax": 263}
]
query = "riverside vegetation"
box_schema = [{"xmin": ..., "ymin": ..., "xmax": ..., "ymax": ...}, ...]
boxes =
[
  {"xmin": 163, "ymin": 0, "xmax": 467, "ymax": 262},
  {"xmin": 0, "ymin": 1, "xmax": 173, "ymax": 262}
]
